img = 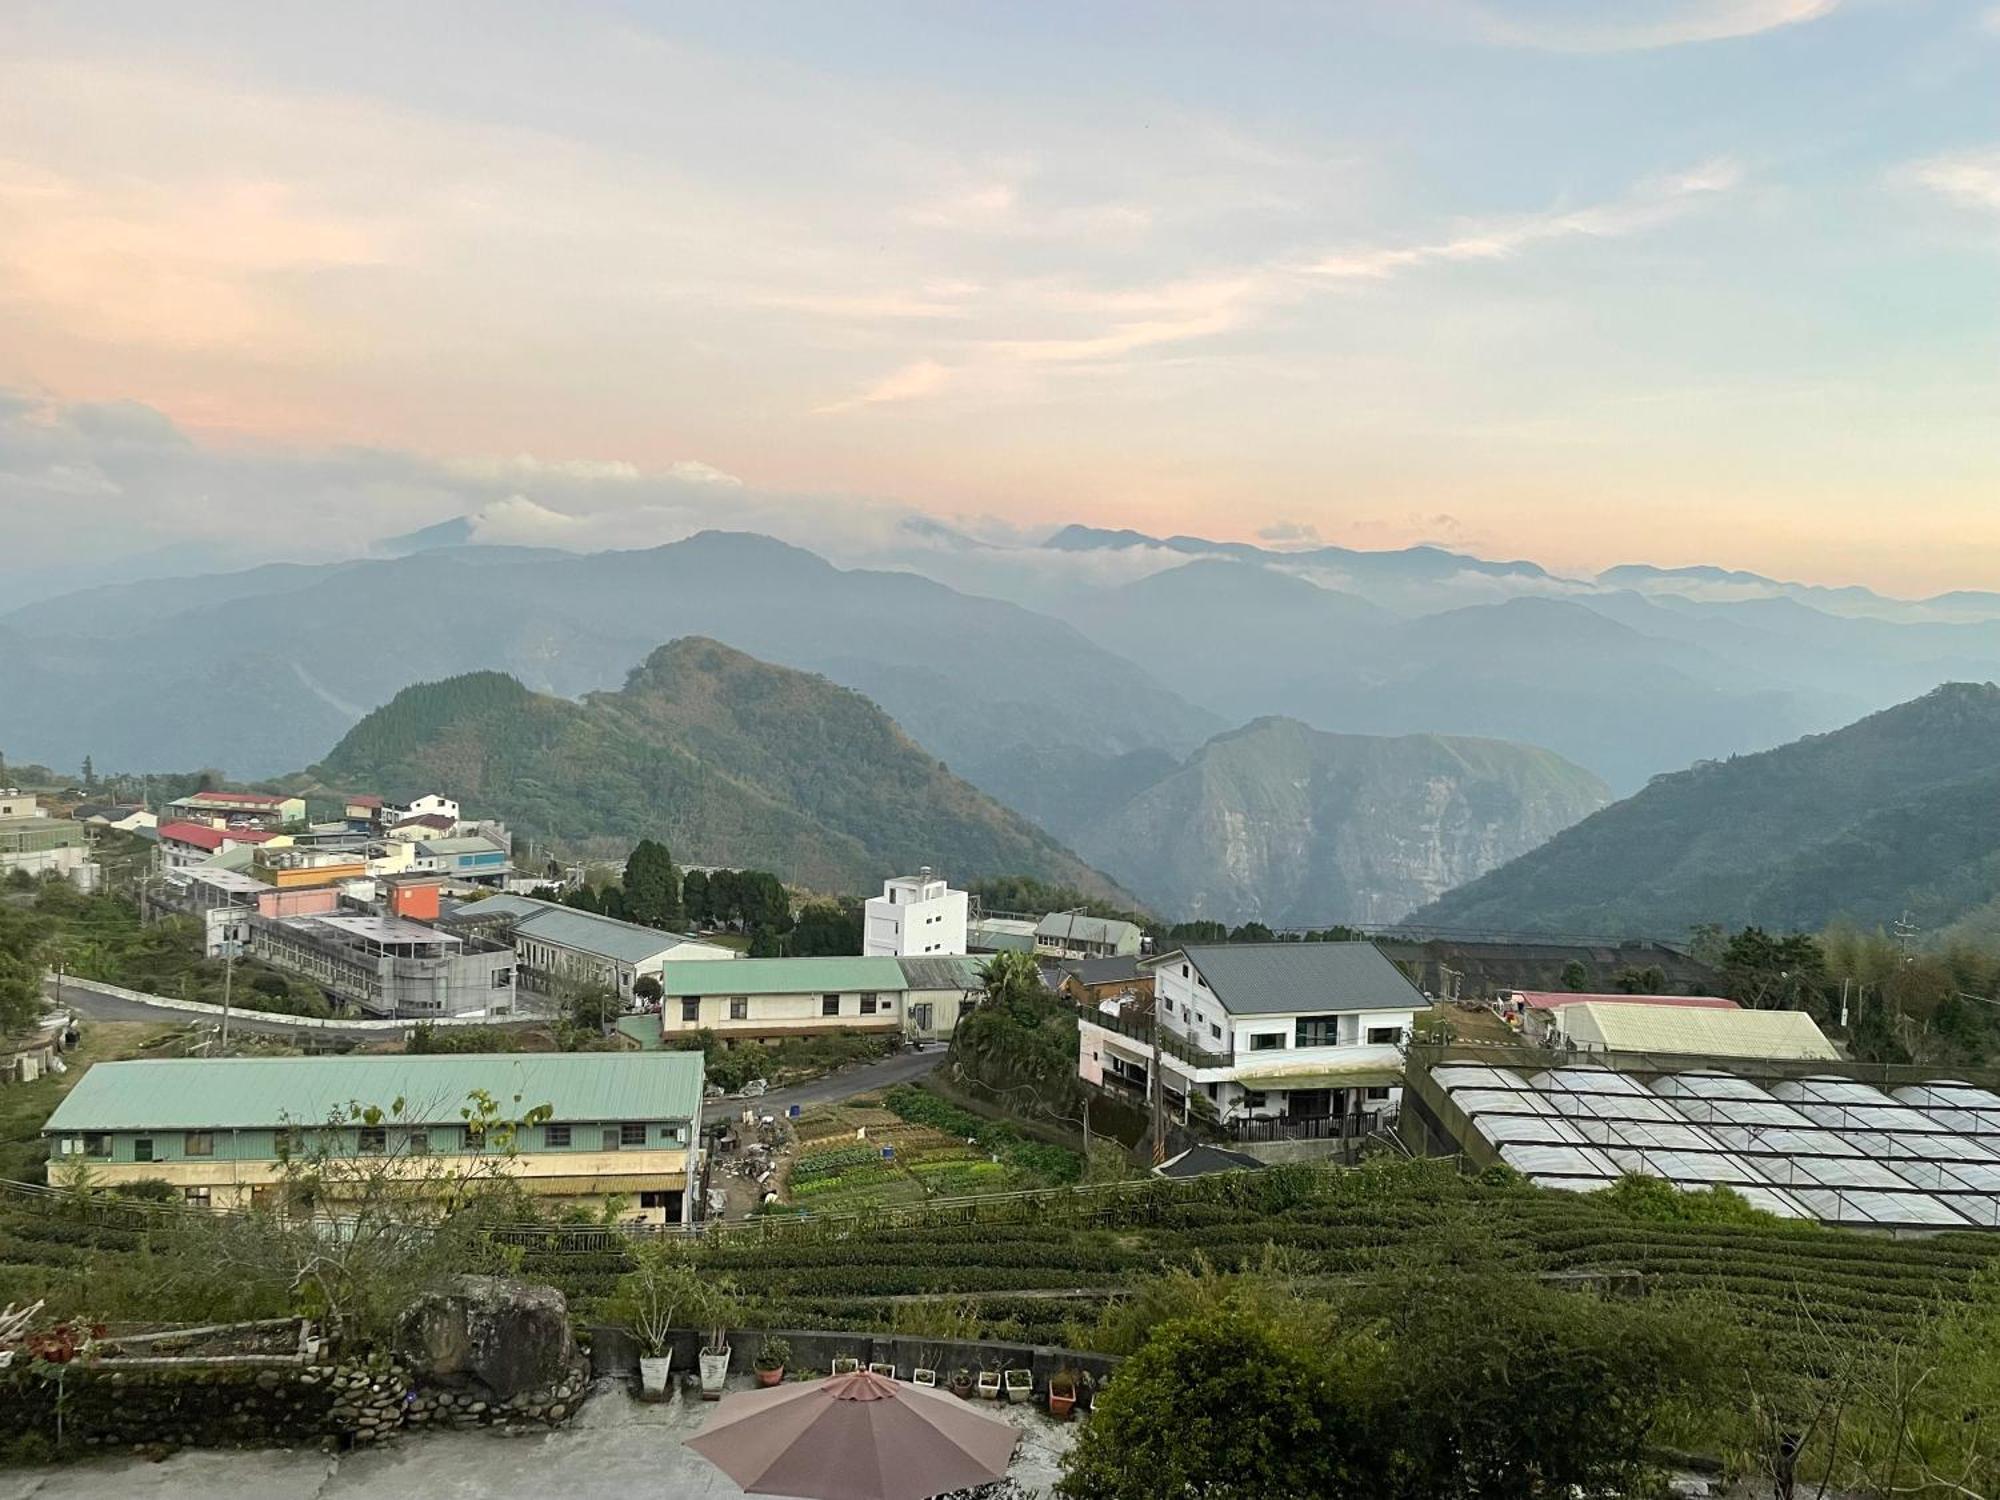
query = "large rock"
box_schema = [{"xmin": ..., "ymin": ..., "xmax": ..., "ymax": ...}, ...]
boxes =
[{"xmin": 398, "ymin": 1276, "xmax": 582, "ymax": 1400}]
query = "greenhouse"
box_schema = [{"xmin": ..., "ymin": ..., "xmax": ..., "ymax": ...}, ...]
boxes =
[{"xmin": 1432, "ymin": 1063, "xmax": 2000, "ymax": 1229}]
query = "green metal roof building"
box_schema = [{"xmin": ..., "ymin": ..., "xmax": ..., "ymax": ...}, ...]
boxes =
[{"xmin": 43, "ymin": 1052, "xmax": 707, "ymax": 1225}]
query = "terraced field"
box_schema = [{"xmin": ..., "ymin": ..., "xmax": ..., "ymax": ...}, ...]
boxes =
[{"xmin": 778, "ymin": 1103, "xmax": 1016, "ymax": 1214}]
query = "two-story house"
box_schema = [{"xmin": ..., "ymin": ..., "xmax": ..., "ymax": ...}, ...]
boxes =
[
  {"xmin": 1077, "ymin": 942, "xmax": 1428, "ymax": 1131},
  {"xmin": 42, "ymin": 1052, "xmax": 706, "ymax": 1224}
]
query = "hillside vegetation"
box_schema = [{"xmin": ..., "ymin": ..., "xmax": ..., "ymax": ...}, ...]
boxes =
[
  {"xmin": 1069, "ymin": 717, "xmax": 1610, "ymax": 927},
  {"xmin": 307, "ymin": 637, "xmax": 1126, "ymax": 897},
  {"xmin": 1417, "ymin": 683, "xmax": 2000, "ymax": 938}
]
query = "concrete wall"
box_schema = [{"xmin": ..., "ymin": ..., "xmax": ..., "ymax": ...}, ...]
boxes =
[{"xmin": 587, "ymin": 1325, "xmax": 1120, "ymax": 1390}]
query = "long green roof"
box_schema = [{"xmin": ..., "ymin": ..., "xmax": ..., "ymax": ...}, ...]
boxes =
[
  {"xmin": 660, "ymin": 955, "xmax": 908, "ymax": 997},
  {"xmin": 43, "ymin": 1053, "xmax": 705, "ymax": 1133}
]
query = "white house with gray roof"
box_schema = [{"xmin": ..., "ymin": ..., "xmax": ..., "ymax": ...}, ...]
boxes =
[
  {"xmin": 1078, "ymin": 942, "xmax": 1429, "ymax": 1135},
  {"xmin": 438, "ymin": 894, "xmax": 734, "ymax": 1005}
]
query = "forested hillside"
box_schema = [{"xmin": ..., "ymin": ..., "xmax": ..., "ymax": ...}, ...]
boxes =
[
  {"xmin": 307, "ymin": 638, "xmax": 1127, "ymax": 898},
  {"xmin": 1415, "ymin": 683, "xmax": 2000, "ymax": 938},
  {"xmin": 1068, "ymin": 717, "xmax": 1610, "ymax": 926}
]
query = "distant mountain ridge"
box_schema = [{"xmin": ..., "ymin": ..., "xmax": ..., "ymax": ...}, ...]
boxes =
[
  {"xmin": 309, "ymin": 638, "xmax": 1130, "ymax": 899},
  {"xmin": 1052, "ymin": 716, "xmax": 1610, "ymax": 927},
  {"xmin": 1413, "ymin": 683, "xmax": 2000, "ymax": 940}
]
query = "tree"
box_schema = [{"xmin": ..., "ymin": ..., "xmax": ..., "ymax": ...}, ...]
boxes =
[
  {"xmin": 1721, "ymin": 927, "xmax": 1829, "ymax": 1012},
  {"xmin": 561, "ymin": 977, "xmax": 624, "ymax": 1034},
  {"xmin": 1058, "ymin": 1307, "xmax": 1383, "ymax": 1500},
  {"xmin": 622, "ymin": 839, "xmax": 684, "ymax": 930},
  {"xmin": 790, "ymin": 901, "xmax": 861, "ymax": 956},
  {"xmin": 682, "ymin": 868, "xmax": 712, "ymax": 927},
  {"xmin": 1227, "ymin": 921, "xmax": 1276, "ymax": 944},
  {"xmin": 633, "ymin": 974, "xmax": 663, "ymax": 1005},
  {"xmin": 978, "ymin": 950, "xmax": 1042, "ymax": 1010},
  {"xmin": 707, "ymin": 869, "xmax": 743, "ymax": 928},
  {"xmin": 1613, "ymin": 964, "xmax": 1666, "ymax": 994},
  {"xmin": 1560, "ymin": 959, "xmax": 1589, "ymax": 991},
  {"xmin": 80, "ymin": 755, "xmax": 94, "ymax": 790}
]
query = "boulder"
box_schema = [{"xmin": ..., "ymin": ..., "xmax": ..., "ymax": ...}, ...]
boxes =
[{"xmin": 397, "ymin": 1277, "xmax": 582, "ymax": 1401}]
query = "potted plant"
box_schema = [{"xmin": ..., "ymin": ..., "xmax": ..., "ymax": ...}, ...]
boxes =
[
  {"xmin": 976, "ymin": 1365, "xmax": 1003, "ymax": 1401},
  {"xmin": 913, "ymin": 1359, "xmax": 938, "ymax": 1388},
  {"xmin": 949, "ymin": 1367, "xmax": 975, "ymax": 1400},
  {"xmin": 753, "ymin": 1336, "xmax": 791, "ymax": 1388},
  {"xmin": 832, "ymin": 1356, "xmax": 861, "ymax": 1375},
  {"xmin": 1048, "ymin": 1368, "xmax": 1078, "ymax": 1419},
  {"xmin": 700, "ymin": 1320, "xmax": 733, "ymax": 1400},
  {"xmin": 1003, "ymin": 1366, "xmax": 1033, "ymax": 1404},
  {"xmin": 868, "ymin": 1361, "xmax": 896, "ymax": 1379},
  {"xmin": 602, "ymin": 1242, "xmax": 709, "ymax": 1401}
]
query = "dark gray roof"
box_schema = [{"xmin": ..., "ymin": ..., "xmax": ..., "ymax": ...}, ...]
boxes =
[
  {"xmin": 895, "ymin": 955, "xmax": 986, "ymax": 991},
  {"xmin": 1034, "ymin": 912, "xmax": 1141, "ymax": 947},
  {"xmin": 1154, "ymin": 1144, "xmax": 1266, "ymax": 1179},
  {"xmin": 1158, "ymin": 942, "xmax": 1425, "ymax": 1017},
  {"xmin": 1059, "ymin": 955, "xmax": 1144, "ymax": 986}
]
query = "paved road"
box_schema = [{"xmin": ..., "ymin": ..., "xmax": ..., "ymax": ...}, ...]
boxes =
[
  {"xmin": 729, "ymin": 1047, "xmax": 942, "ymax": 1119},
  {"xmin": 41, "ymin": 978, "xmax": 558, "ymax": 1045}
]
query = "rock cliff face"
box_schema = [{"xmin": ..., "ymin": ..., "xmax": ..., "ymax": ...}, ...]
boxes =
[{"xmin": 1071, "ymin": 718, "xmax": 1609, "ymax": 927}]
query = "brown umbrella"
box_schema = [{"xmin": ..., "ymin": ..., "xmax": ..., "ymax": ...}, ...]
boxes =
[{"xmin": 685, "ymin": 1369, "xmax": 1021, "ymax": 1500}]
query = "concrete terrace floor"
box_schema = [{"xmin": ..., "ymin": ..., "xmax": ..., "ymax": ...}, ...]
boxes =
[{"xmin": 0, "ymin": 1377, "xmax": 1078, "ymax": 1500}]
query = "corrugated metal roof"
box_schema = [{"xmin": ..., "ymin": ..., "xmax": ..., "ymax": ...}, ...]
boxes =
[
  {"xmin": 661, "ymin": 956, "xmax": 908, "ymax": 997},
  {"xmin": 896, "ymin": 955, "xmax": 987, "ymax": 991},
  {"xmin": 1034, "ymin": 913, "xmax": 1141, "ymax": 947},
  {"xmin": 444, "ymin": 895, "xmax": 719, "ymax": 966},
  {"xmin": 44, "ymin": 1053, "xmax": 706, "ymax": 1133},
  {"xmin": 1558, "ymin": 1003, "xmax": 1839, "ymax": 1061},
  {"xmin": 418, "ymin": 836, "xmax": 506, "ymax": 856},
  {"xmin": 1154, "ymin": 942, "xmax": 1427, "ymax": 1017},
  {"xmin": 1058, "ymin": 955, "xmax": 1145, "ymax": 986}
]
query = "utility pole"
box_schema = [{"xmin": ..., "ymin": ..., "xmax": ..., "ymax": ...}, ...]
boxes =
[
  {"xmin": 1894, "ymin": 910, "xmax": 1918, "ymax": 962},
  {"xmin": 221, "ymin": 934, "xmax": 234, "ymax": 1051}
]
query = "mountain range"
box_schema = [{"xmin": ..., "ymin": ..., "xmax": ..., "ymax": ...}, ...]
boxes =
[
  {"xmin": 306, "ymin": 638, "xmax": 1126, "ymax": 899},
  {"xmin": 1413, "ymin": 683, "xmax": 2000, "ymax": 942},
  {"xmin": 1060, "ymin": 717, "xmax": 1610, "ymax": 927}
]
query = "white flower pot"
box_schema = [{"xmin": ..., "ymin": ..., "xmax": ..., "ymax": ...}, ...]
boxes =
[
  {"xmin": 638, "ymin": 1354, "xmax": 674, "ymax": 1399},
  {"xmin": 700, "ymin": 1346, "xmax": 731, "ymax": 1398}
]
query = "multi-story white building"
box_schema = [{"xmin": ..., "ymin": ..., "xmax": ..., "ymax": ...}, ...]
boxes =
[
  {"xmin": 1078, "ymin": 942, "xmax": 1428, "ymax": 1136},
  {"xmin": 0, "ymin": 791, "xmax": 94, "ymax": 888},
  {"xmin": 862, "ymin": 870, "xmax": 968, "ymax": 957}
]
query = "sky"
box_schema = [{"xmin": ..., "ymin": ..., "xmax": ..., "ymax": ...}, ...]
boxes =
[{"xmin": 1, "ymin": 1, "xmax": 1997, "ymax": 596}]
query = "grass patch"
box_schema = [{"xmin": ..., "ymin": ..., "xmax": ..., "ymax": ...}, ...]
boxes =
[{"xmin": 0, "ymin": 1021, "xmax": 184, "ymax": 1182}]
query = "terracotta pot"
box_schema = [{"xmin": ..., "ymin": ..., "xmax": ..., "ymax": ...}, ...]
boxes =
[
  {"xmin": 756, "ymin": 1365, "xmax": 784, "ymax": 1387},
  {"xmin": 1049, "ymin": 1387, "xmax": 1076, "ymax": 1419}
]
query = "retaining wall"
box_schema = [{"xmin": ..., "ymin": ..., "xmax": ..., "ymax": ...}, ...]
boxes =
[{"xmin": 586, "ymin": 1325, "xmax": 1120, "ymax": 1390}]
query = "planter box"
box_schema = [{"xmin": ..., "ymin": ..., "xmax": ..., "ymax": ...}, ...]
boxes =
[
  {"xmin": 831, "ymin": 1358, "xmax": 861, "ymax": 1376},
  {"xmin": 1003, "ymin": 1370, "xmax": 1033, "ymax": 1404},
  {"xmin": 700, "ymin": 1347, "xmax": 730, "ymax": 1400},
  {"xmin": 638, "ymin": 1354, "xmax": 674, "ymax": 1401},
  {"xmin": 913, "ymin": 1368, "xmax": 937, "ymax": 1388},
  {"xmin": 868, "ymin": 1362, "xmax": 896, "ymax": 1379},
  {"xmin": 976, "ymin": 1371, "xmax": 1003, "ymax": 1401}
]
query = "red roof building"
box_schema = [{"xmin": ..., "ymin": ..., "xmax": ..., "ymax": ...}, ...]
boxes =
[{"xmin": 158, "ymin": 821, "xmax": 277, "ymax": 854}]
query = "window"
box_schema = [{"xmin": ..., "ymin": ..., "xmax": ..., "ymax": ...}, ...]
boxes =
[
  {"xmin": 357, "ymin": 1127, "xmax": 386, "ymax": 1154},
  {"xmin": 1248, "ymin": 1032, "xmax": 1287, "ymax": 1052},
  {"xmin": 821, "ymin": 994, "xmax": 841, "ymax": 1016},
  {"xmin": 546, "ymin": 1124, "xmax": 571, "ymax": 1148},
  {"xmin": 407, "ymin": 1131, "xmax": 430, "ymax": 1156},
  {"xmin": 1208, "ymin": 1022, "xmax": 1222, "ymax": 1040},
  {"xmin": 620, "ymin": 1122, "xmax": 647, "ymax": 1147},
  {"xmin": 661, "ymin": 1124, "xmax": 687, "ymax": 1146},
  {"xmin": 463, "ymin": 1123, "xmax": 487, "ymax": 1152},
  {"xmin": 602, "ymin": 1128, "xmax": 622, "ymax": 1152},
  {"xmin": 492, "ymin": 968, "xmax": 512, "ymax": 989},
  {"xmin": 183, "ymin": 1131, "xmax": 214, "ymax": 1158},
  {"xmin": 1180, "ymin": 963, "xmax": 1189, "ymax": 977},
  {"xmin": 1365, "ymin": 1086, "xmax": 1392, "ymax": 1101},
  {"xmin": 183, "ymin": 1186, "xmax": 212, "ymax": 1208},
  {"xmin": 859, "ymin": 994, "xmax": 878, "ymax": 1016},
  {"xmin": 1241, "ymin": 1090, "xmax": 1267, "ymax": 1110},
  {"xmin": 728, "ymin": 997, "xmax": 748, "ymax": 1021},
  {"xmin": 1366, "ymin": 1026, "xmax": 1404, "ymax": 1046},
  {"xmin": 1295, "ymin": 1015, "xmax": 1340, "ymax": 1048},
  {"xmin": 133, "ymin": 1137, "xmax": 154, "ymax": 1163},
  {"xmin": 681, "ymin": 998, "xmax": 700, "ymax": 1023},
  {"xmin": 639, "ymin": 1189, "xmax": 681, "ymax": 1212}
]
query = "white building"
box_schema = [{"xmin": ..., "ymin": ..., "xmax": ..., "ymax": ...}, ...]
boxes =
[
  {"xmin": 393, "ymin": 793, "xmax": 460, "ymax": 823},
  {"xmin": 1079, "ymin": 942, "xmax": 1428, "ymax": 1136},
  {"xmin": 863, "ymin": 870, "xmax": 968, "ymax": 958},
  {"xmin": 654, "ymin": 954, "xmax": 981, "ymax": 1044},
  {"xmin": 0, "ymin": 791, "xmax": 95, "ymax": 888}
]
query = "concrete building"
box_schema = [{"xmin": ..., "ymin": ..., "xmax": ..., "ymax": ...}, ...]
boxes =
[
  {"xmin": 393, "ymin": 793, "xmax": 460, "ymax": 824},
  {"xmin": 157, "ymin": 821, "xmax": 281, "ymax": 871},
  {"xmin": 414, "ymin": 835, "xmax": 510, "ymax": 886},
  {"xmin": 0, "ymin": 790, "xmax": 94, "ymax": 888},
  {"xmin": 43, "ymin": 1052, "xmax": 705, "ymax": 1224},
  {"xmin": 651, "ymin": 954, "xmax": 981, "ymax": 1044},
  {"xmin": 862, "ymin": 871, "xmax": 969, "ymax": 958},
  {"xmin": 1079, "ymin": 942, "xmax": 1427, "ymax": 1137},
  {"xmin": 438, "ymin": 894, "xmax": 734, "ymax": 1005},
  {"xmin": 967, "ymin": 917, "xmax": 1039, "ymax": 955},
  {"xmin": 1035, "ymin": 912, "xmax": 1143, "ymax": 962},
  {"xmin": 161, "ymin": 790, "xmax": 306, "ymax": 829},
  {"xmin": 249, "ymin": 911, "xmax": 517, "ymax": 1018}
]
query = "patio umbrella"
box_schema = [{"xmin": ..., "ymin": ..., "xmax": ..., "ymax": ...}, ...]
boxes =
[{"xmin": 685, "ymin": 1368, "xmax": 1021, "ymax": 1500}]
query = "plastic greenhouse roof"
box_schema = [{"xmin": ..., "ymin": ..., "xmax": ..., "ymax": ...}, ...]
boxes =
[{"xmin": 1432, "ymin": 1061, "xmax": 2000, "ymax": 1231}]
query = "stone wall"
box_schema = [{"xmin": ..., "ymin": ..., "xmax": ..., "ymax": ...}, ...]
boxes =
[{"xmin": 0, "ymin": 1354, "xmax": 586, "ymax": 1457}]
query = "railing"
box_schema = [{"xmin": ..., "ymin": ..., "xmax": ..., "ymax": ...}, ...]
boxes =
[
  {"xmin": 1082, "ymin": 1005, "xmax": 1233, "ymax": 1070},
  {"xmin": 1228, "ymin": 1112, "xmax": 1369, "ymax": 1144}
]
